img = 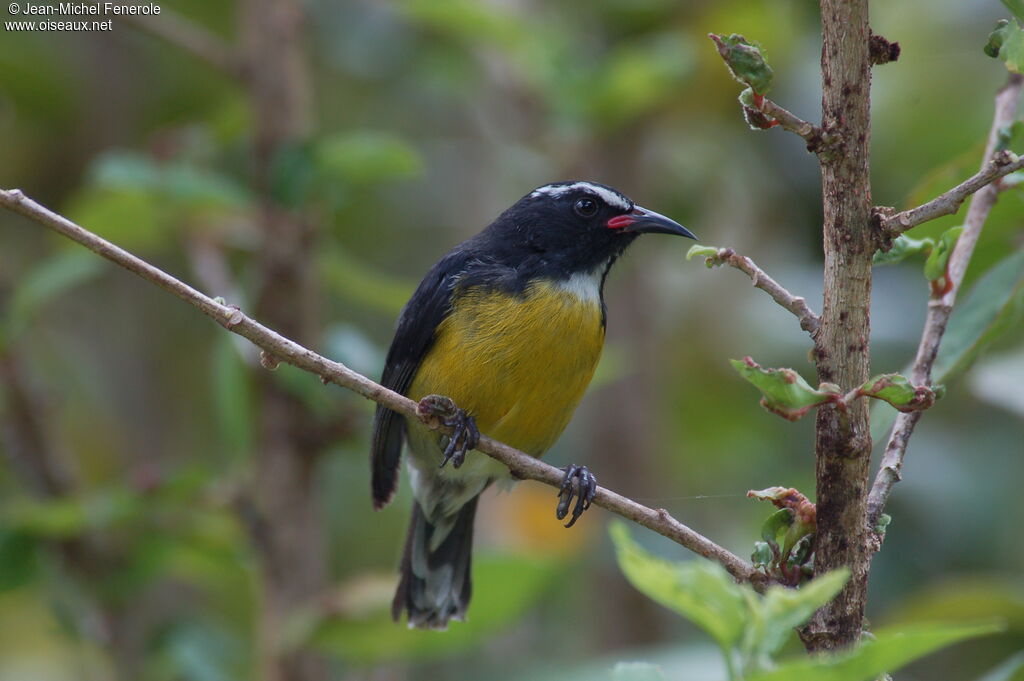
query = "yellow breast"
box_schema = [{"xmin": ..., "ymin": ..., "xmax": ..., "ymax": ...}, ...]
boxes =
[{"xmin": 408, "ymin": 278, "xmax": 605, "ymax": 458}]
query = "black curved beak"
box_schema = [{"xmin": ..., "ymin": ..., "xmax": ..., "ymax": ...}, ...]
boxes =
[{"xmin": 619, "ymin": 206, "xmax": 697, "ymax": 239}]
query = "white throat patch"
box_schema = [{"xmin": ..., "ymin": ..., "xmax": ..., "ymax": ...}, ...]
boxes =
[
  {"xmin": 551, "ymin": 268, "xmax": 604, "ymax": 303},
  {"xmin": 530, "ymin": 182, "xmax": 632, "ymax": 212}
]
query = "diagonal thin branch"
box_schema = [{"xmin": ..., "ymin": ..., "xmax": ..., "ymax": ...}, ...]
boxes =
[
  {"xmin": 880, "ymin": 149, "xmax": 1024, "ymax": 235},
  {"xmin": 756, "ymin": 96, "xmax": 831, "ymax": 153},
  {"xmin": 119, "ymin": 8, "xmax": 242, "ymax": 78},
  {"xmin": 867, "ymin": 73, "xmax": 1024, "ymax": 525},
  {"xmin": 0, "ymin": 187, "xmax": 764, "ymax": 589},
  {"xmin": 698, "ymin": 247, "xmax": 820, "ymax": 336}
]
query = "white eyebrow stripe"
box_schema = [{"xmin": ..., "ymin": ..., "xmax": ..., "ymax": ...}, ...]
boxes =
[{"xmin": 530, "ymin": 182, "xmax": 632, "ymax": 211}]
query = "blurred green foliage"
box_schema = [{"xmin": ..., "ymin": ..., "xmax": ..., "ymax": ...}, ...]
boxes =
[
  {"xmin": 611, "ymin": 521, "xmax": 1002, "ymax": 681},
  {"xmin": 0, "ymin": 1, "xmax": 1022, "ymax": 680}
]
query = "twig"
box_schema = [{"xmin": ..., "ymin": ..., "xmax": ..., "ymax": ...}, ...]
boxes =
[
  {"xmin": 0, "ymin": 187, "xmax": 763, "ymax": 588},
  {"xmin": 0, "ymin": 348, "xmax": 118, "ymax": 645},
  {"xmin": 880, "ymin": 148, "xmax": 1024, "ymax": 235},
  {"xmin": 867, "ymin": 73, "xmax": 1024, "ymax": 525},
  {"xmin": 701, "ymin": 247, "xmax": 820, "ymax": 336},
  {"xmin": 757, "ymin": 96, "xmax": 830, "ymax": 153},
  {"xmin": 118, "ymin": 8, "xmax": 242, "ymax": 78},
  {"xmin": 0, "ymin": 351, "xmax": 74, "ymax": 497}
]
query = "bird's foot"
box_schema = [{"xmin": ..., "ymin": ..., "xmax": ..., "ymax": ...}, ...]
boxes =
[
  {"xmin": 417, "ymin": 395, "xmax": 479, "ymax": 469},
  {"xmin": 556, "ymin": 464, "xmax": 597, "ymax": 528}
]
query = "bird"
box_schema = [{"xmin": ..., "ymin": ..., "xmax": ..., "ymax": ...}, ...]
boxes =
[{"xmin": 371, "ymin": 180, "xmax": 694, "ymax": 629}]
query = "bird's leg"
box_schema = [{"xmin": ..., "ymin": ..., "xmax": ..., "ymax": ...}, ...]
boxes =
[
  {"xmin": 417, "ymin": 395, "xmax": 479, "ymax": 469},
  {"xmin": 556, "ymin": 464, "xmax": 597, "ymax": 528}
]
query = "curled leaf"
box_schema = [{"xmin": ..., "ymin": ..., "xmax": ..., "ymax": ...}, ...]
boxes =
[
  {"xmin": 748, "ymin": 487, "xmax": 816, "ymax": 531},
  {"xmin": 749, "ymin": 488, "xmax": 817, "ymax": 584},
  {"xmin": 708, "ymin": 33, "xmax": 774, "ymax": 95},
  {"xmin": 873, "ymin": 234, "xmax": 934, "ymax": 266},
  {"xmin": 985, "ymin": 19, "xmax": 1012, "ymax": 59},
  {"xmin": 759, "ymin": 508, "xmax": 793, "ymax": 554},
  {"xmin": 751, "ymin": 541, "xmax": 773, "ymax": 568},
  {"xmin": 994, "ymin": 121, "xmax": 1023, "ymax": 152},
  {"xmin": 686, "ymin": 244, "xmax": 721, "ymax": 262},
  {"xmin": 985, "ymin": 18, "xmax": 1024, "ymax": 73},
  {"xmin": 924, "ymin": 226, "xmax": 964, "ymax": 295},
  {"xmin": 858, "ymin": 373, "xmax": 939, "ymax": 412},
  {"xmin": 730, "ymin": 357, "xmax": 840, "ymax": 421}
]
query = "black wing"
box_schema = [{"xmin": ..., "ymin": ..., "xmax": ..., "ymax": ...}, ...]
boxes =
[{"xmin": 371, "ymin": 248, "xmax": 473, "ymax": 509}]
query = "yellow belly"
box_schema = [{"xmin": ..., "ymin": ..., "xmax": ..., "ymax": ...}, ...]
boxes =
[{"xmin": 408, "ymin": 279, "xmax": 605, "ymax": 459}]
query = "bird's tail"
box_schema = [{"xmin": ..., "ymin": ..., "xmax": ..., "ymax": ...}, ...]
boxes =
[{"xmin": 392, "ymin": 496, "xmax": 478, "ymax": 629}]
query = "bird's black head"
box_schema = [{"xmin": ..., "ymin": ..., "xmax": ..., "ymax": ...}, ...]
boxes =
[{"xmin": 475, "ymin": 181, "xmax": 695, "ymax": 282}]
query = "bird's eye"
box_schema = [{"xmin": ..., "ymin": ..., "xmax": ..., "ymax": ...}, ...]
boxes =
[{"xmin": 573, "ymin": 197, "xmax": 599, "ymax": 218}]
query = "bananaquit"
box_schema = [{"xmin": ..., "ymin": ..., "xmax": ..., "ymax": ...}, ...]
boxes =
[{"xmin": 372, "ymin": 181, "xmax": 694, "ymax": 629}]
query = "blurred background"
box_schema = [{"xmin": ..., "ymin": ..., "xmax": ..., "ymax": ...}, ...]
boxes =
[{"xmin": 0, "ymin": 1, "xmax": 1022, "ymax": 680}]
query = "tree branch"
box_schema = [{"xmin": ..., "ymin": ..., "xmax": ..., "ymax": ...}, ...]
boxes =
[
  {"xmin": 0, "ymin": 347, "xmax": 124, "ymax": 650},
  {"xmin": 757, "ymin": 96, "xmax": 831, "ymax": 153},
  {"xmin": 867, "ymin": 72, "xmax": 1024, "ymax": 525},
  {"xmin": 0, "ymin": 351, "xmax": 75, "ymax": 498},
  {"xmin": 0, "ymin": 187, "xmax": 764, "ymax": 589},
  {"xmin": 803, "ymin": 0, "xmax": 874, "ymax": 652},
  {"xmin": 118, "ymin": 8, "xmax": 242, "ymax": 78},
  {"xmin": 698, "ymin": 247, "xmax": 820, "ymax": 335},
  {"xmin": 880, "ymin": 148, "xmax": 1024, "ymax": 235}
]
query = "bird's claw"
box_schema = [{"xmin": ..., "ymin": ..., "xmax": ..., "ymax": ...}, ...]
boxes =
[
  {"xmin": 417, "ymin": 395, "xmax": 479, "ymax": 469},
  {"xmin": 556, "ymin": 464, "xmax": 597, "ymax": 528}
]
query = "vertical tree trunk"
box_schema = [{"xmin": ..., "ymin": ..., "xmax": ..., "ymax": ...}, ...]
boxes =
[
  {"xmin": 241, "ymin": 2, "xmax": 327, "ymax": 680},
  {"xmin": 804, "ymin": 0, "xmax": 874, "ymax": 651}
]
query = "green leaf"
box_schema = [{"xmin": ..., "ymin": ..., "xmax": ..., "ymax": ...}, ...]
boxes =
[
  {"xmin": 986, "ymin": 19, "xmax": 1013, "ymax": 59},
  {"xmin": 318, "ymin": 249, "xmax": 414, "ymax": 315},
  {"xmin": 923, "ymin": 226, "xmax": 964, "ymax": 282},
  {"xmin": 872, "ymin": 250, "xmax": 1024, "ymax": 443},
  {"xmin": 398, "ymin": 0, "xmax": 527, "ymax": 48},
  {"xmin": 306, "ymin": 554, "xmax": 561, "ymax": 662},
  {"xmin": 995, "ymin": 121, "xmax": 1023, "ymax": 153},
  {"xmin": 858, "ymin": 373, "xmax": 938, "ymax": 413},
  {"xmin": 730, "ymin": 357, "xmax": 839, "ymax": 421},
  {"xmin": 987, "ymin": 18, "xmax": 1024, "ymax": 73},
  {"xmin": 587, "ymin": 35, "xmax": 695, "ymax": 128},
  {"xmin": 269, "ymin": 142, "xmax": 317, "ymax": 208},
  {"xmin": 3, "ymin": 489, "xmax": 140, "ymax": 538},
  {"xmin": 869, "ymin": 401, "xmax": 898, "ymax": 444},
  {"xmin": 161, "ymin": 619, "xmax": 248, "ymax": 681},
  {"xmin": 89, "ymin": 151, "xmax": 251, "ymax": 208},
  {"xmin": 746, "ymin": 570, "xmax": 850, "ymax": 661},
  {"xmin": 738, "ymin": 87, "xmax": 757, "ymax": 108},
  {"xmin": 686, "ymin": 244, "xmax": 722, "ymax": 265},
  {"xmin": 787, "ymin": 535, "xmax": 813, "ymax": 569},
  {"xmin": 872, "ymin": 235, "xmax": 934, "ymax": 266},
  {"xmin": 751, "ymin": 541, "xmax": 773, "ymax": 568},
  {"xmin": 746, "ymin": 622, "xmax": 1000, "ymax": 681},
  {"xmin": 313, "ymin": 131, "xmax": 423, "ymax": 186},
  {"xmin": 708, "ymin": 33, "xmax": 774, "ymax": 95},
  {"xmin": 1003, "ymin": 0, "xmax": 1024, "ymax": 24},
  {"xmin": 609, "ymin": 521, "xmax": 749, "ymax": 652},
  {"xmin": 0, "ymin": 529, "xmax": 38, "ymax": 592},
  {"xmin": 5, "ymin": 250, "xmax": 102, "ymax": 340},
  {"xmin": 973, "ymin": 650, "xmax": 1024, "ymax": 681},
  {"xmin": 65, "ymin": 188, "xmax": 168, "ymax": 252},
  {"xmin": 610, "ymin": 661, "xmax": 666, "ymax": 681},
  {"xmin": 934, "ymin": 250, "xmax": 1024, "ymax": 380},
  {"xmin": 759, "ymin": 508, "xmax": 793, "ymax": 553}
]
